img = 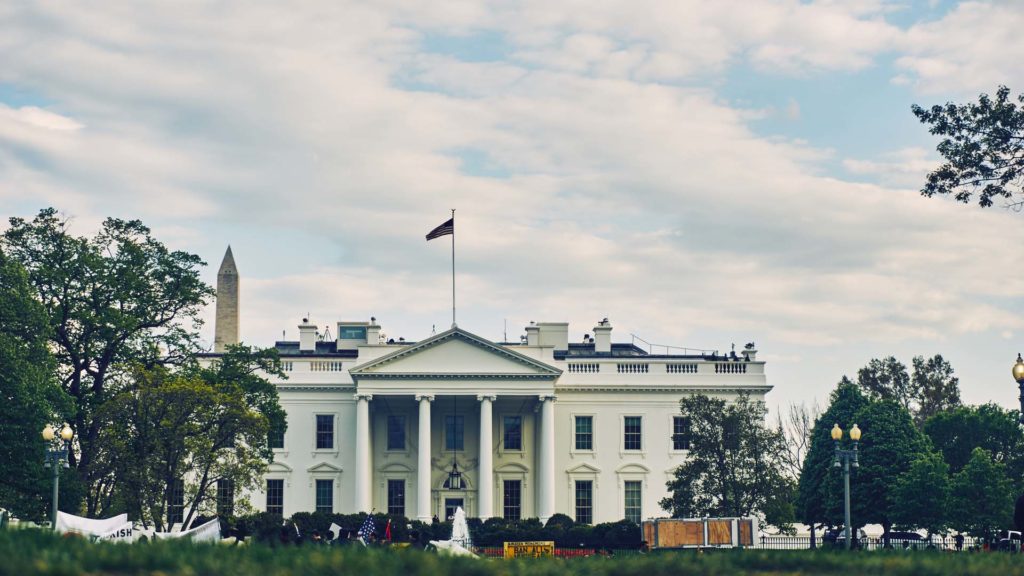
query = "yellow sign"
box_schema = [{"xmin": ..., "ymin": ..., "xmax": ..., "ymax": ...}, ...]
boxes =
[{"xmin": 503, "ymin": 541, "xmax": 555, "ymax": 558}]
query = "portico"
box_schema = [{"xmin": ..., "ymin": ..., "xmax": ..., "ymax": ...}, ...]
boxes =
[{"xmin": 348, "ymin": 328, "xmax": 561, "ymax": 522}]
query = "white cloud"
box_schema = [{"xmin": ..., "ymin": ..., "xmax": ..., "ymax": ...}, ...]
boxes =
[
  {"xmin": 896, "ymin": 2, "xmax": 1024, "ymax": 95},
  {"xmin": 3, "ymin": 1, "xmax": 1024, "ymax": 413}
]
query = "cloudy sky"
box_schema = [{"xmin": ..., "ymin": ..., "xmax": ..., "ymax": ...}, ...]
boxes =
[{"xmin": 3, "ymin": 0, "xmax": 1024, "ymax": 414}]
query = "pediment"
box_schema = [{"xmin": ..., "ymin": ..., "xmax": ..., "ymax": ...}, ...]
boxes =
[
  {"xmin": 307, "ymin": 462, "xmax": 343, "ymax": 474},
  {"xmin": 349, "ymin": 327, "xmax": 560, "ymax": 379},
  {"xmin": 616, "ymin": 463, "xmax": 650, "ymax": 474},
  {"xmin": 268, "ymin": 461, "xmax": 293, "ymax": 473},
  {"xmin": 566, "ymin": 462, "xmax": 601, "ymax": 475}
]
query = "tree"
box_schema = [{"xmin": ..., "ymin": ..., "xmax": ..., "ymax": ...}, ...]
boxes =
[
  {"xmin": 856, "ymin": 357, "xmax": 912, "ymax": 412},
  {"xmin": 98, "ymin": 345, "xmax": 286, "ymax": 530},
  {"xmin": 661, "ymin": 393, "xmax": 794, "ymax": 530},
  {"xmin": 913, "ymin": 86, "xmax": 1024, "ymax": 209},
  {"xmin": 911, "ymin": 355, "xmax": 961, "ymax": 426},
  {"xmin": 845, "ymin": 399, "xmax": 931, "ymax": 540},
  {"xmin": 0, "ymin": 249, "xmax": 69, "ymax": 519},
  {"xmin": 950, "ymin": 447, "xmax": 1014, "ymax": 538},
  {"xmin": 797, "ymin": 378, "xmax": 870, "ymax": 534},
  {"xmin": 890, "ymin": 452, "xmax": 950, "ymax": 537},
  {"xmin": 777, "ymin": 401, "xmax": 821, "ymax": 481},
  {"xmin": 923, "ymin": 404, "xmax": 1024, "ymax": 489},
  {"xmin": 2, "ymin": 208, "xmax": 213, "ymax": 515},
  {"xmin": 855, "ymin": 355, "xmax": 961, "ymax": 426}
]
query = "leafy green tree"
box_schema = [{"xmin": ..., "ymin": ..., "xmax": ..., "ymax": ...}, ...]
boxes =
[
  {"xmin": 846, "ymin": 399, "xmax": 931, "ymax": 540},
  {"xmin": 855, "ymin": 356, "xmax": 961, "ymax": 426},
  {"xmin": 913, "ymin": 86, "xmax": 1024, "ymax": 209},
  {"xmin": 857, "ymin": 357, "xmax": 912, "ymax": 412},
  {"xmin": 97, "ymin": 345, "xmax": 285, "ymax": 530},
  {"xmin": 2, "ymin": 208, "xmax": 213, "ymax": 515},
  {"xmin": 950, "ymin": 448, "xmax": 1014, "ymax": 538},
  {"xmin": 890, "ymin": 452, "xmax": 950, "ymax": 537},
  {"xmin": 0, "ymin": 249, "xmax": 69, "ymax": 519},
  {"xmin": 797, "ymin": 378, "xmax": 869, "ymax": 535},
  {"xmin": 661, "ymin": 393, "xmax": 794, "ymax": 530},
  {"xmin": 923, "ymin": 404, "xmax": 1024, "ymax": 489},
  {"xmin": 911, "ymin": 355, "xmax": 961, "ymax": 426}
]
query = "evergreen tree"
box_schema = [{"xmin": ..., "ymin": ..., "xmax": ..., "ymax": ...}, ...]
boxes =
[
  {"xmin": 796, "ymin": 378, "xmax": 869, "ymax": 531},
  {"xmin": 846, "ymin": 399, "xmax": 931, "ymax": 540}
]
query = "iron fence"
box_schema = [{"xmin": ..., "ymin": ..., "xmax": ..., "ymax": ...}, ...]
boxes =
[{"xmin": 758, "ymin": 535, "xmax": 982, "ymax": 552}]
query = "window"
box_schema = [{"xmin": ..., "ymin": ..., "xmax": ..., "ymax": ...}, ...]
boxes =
[
  {"xmin": 387, "ymin": 479, "xmax": 405, "ymax": 516},
  {"xmin": 673, "ymin": 416, "xmax": 691, "ymax": 450},
  {"xmin": 624, "ymin": 416, "xmax": 642, "ymax": 451},
  {"xmin": 266, "ymin": 479, "xmax": 284, "ymax": 515},
  {"xmin": 575, "ymin": 480, "xmax": 593, "ymax": 524},
  {"xmin": 168, "ymin": 479, "xmax": 185, "ymax": 525},
  {"xmin": 445, "ymin": 415, "xmax": 464, "ymax": 451},
  {"xmin": 387, "ymin": 415, "xmax": 406, "ymax": 451},
  {"xmin": 575, "ymin": 416, "xmax": 593, "ymax": 450},
  {"xmin": 444, "ymin": 498, "xmax": 464, "ymax": 521},
  {"xmin": 268, "ymin": 425, "xmax": 285, "ymax": 450},
  {"xmin": 316, "ymin": 415, "xmax": 334, "ymax": 450},
  {"xmin": 503, "ymin": 480, "xmax": 522, "ymax": 520},
  {"xmin": 315, "ymin": 479, "xmax": 333, "ymax": 514},
  {"xmin": 339, "ymin": 326, "xmax": 367, "ymax": 340},
  {"xmin": 503, "ymin": 416, "xmax": 522, "ymax": 450},
  {"xmin": 624, "ymin": 480, "xmax": 642, "ymax": 524},
  {"xmin": 216, "ymin": 479, "xmax": 235, "ymax": 517}
]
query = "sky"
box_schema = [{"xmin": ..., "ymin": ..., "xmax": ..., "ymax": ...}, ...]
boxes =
[{"xmin": 3, "ymin": 0, "xmax": 1024, "ymax": 416}]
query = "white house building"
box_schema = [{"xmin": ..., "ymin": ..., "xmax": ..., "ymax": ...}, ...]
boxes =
[{"xmin": 209, "ymin": 248, "xmax": 772, "ymax": 525}]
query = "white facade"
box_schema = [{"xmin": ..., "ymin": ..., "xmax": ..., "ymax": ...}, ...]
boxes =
[{"xmin": 234, "ymin": 319, "xmax": 771, "ymax": 525}]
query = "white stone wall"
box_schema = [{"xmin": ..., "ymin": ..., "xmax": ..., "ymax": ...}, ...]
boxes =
[{"xmin": 247, "ymin": 338, "xmax": 769, "ymax": 524}]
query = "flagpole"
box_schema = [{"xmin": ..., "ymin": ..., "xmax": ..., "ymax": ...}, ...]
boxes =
[{"xmin": 451, "ymin": 208, "xmax": 456, "ymax": 328}]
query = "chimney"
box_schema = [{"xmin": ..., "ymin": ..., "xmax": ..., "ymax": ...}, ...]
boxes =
[
  {"xmin": 367, "ymin": 317, "xmax": 381, "ymax": 345},
  {"xmin": 299, "ymin": 318, "xmax": 317, "ymax": 353},
  {"xmin": 593, "ymin": 318, "xmax": 612, "ymax": 354},
  {"xmin": 525, "ymin": 323, "xmax": 540, "ymax": 346},
  {"xmin": 536, "ymin": 322, "xmax": 569, "ymax": 352},
  {"xmin": 742, "ymin": 342, "xmax": 758, "ymax": 362}
]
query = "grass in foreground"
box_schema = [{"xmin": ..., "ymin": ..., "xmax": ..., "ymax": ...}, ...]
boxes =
[{"xmin": 2, "ymin": 529, "xmax": 1023, "ymax": 576}]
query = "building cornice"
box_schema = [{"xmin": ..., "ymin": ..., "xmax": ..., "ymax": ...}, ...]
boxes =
[{"xmin": 555, "ymin": 385, "xmax": 774, "ymax": 394}]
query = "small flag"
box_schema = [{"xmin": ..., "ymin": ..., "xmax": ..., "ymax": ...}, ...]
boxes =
[
  {"xmin": 426, "ymin": 218, "xmax": 454, "ymax": 241},
  {"xmin": 329, "ymin": 522, "xmax": 341, "ymax": 541},
  {"xmin": 385, "ymin": 518, "xmax": 392, "ymax": 542},
  {"xmin": 357, "ymin": 514, "xmax": 376, "ymax": 543}
]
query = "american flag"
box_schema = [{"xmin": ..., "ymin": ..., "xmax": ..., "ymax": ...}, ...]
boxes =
[
  {"xmin": 357, "ymin": 514, "xmax": 376, "ymax": 543},
  {"xmin": 425, "ymin": 218, "xmax": 454, "ymax": 241}
]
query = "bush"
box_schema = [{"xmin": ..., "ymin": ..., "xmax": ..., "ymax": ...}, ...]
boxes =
[{"xmin": 7, "ymin": 528, "xmax": 1024, "ymax": 576}]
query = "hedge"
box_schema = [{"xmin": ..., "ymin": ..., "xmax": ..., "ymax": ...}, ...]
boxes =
[
  {"xmin": 226, "ymin": 511, "xmax": 642, "ymax": 549},
  {"xmin": 5, "ymin": 528, "xmax": 1024, "ymax": 576}
]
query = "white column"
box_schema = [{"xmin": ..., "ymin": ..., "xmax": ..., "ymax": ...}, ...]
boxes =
[
  {"xmin": 354, "ymin": 393, "xmax": 372, "ymax": 512},
  {"xmin": 537, "ymin": 394, "xmax": 556, "ymax": 523},
  {"xmin": 416, "ymin": 394, "xmax": 434, "ymax": 522},
  {"xmin": 477, "ymin": 394, "xmax": 496, "ymax": 520}
]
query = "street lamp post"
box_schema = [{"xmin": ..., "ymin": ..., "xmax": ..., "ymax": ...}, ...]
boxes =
[
  {"xmin": 831, "ymin": 423, "xmax": 862, "ymax": 551},
  {"xmin": 42, "ymin": 424, "xmax": 73, "ymax": 529},
  {"xmin": 1012, "ymin": 354, "xmax": 1024, "ymax": 424}
]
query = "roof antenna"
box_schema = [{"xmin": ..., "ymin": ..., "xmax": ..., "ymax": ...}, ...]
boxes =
[{"xmin": 504, "ymin": 318, "xmax": 507, "ymax": 342}]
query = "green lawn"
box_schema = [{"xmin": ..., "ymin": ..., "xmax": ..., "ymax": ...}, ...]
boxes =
[{"xmin": 2, "ymin": 529, "xmax": 1023, "ymax": 576}]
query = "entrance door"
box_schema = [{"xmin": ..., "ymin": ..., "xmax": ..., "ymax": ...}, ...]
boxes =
[{"xmin": 444, "ymin": 498, "xmax": 464, "ymax": 521}]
